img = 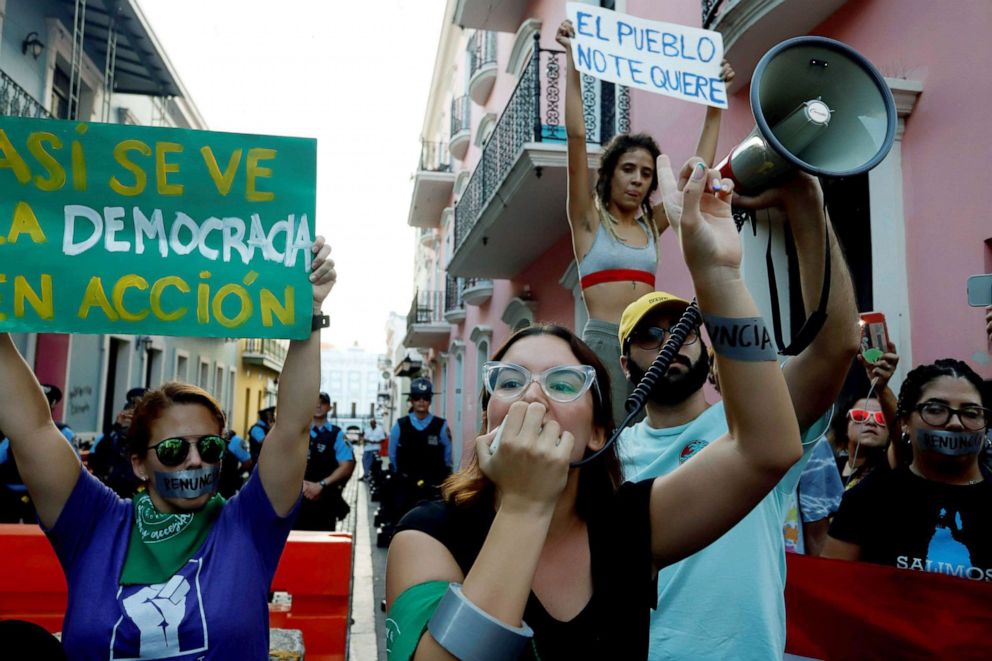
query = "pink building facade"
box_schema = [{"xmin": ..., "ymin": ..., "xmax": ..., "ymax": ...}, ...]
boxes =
[{"xmin": 404, "ymin": 0, "xmax": 992, "ymax": 463}]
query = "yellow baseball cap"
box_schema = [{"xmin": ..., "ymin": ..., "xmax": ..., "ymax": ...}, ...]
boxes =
[{"xmin": 618, "ymin": 291, "xmax": 691, "ymax": 347}]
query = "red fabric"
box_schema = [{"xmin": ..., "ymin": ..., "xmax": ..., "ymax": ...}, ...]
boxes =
[
  {"xmin": 785, "ymin": 554, "xmax": 992, "ymax": 660},
  {"xmin": 580, "ymin": 268, "xmax": 655, "ymax": 289}
]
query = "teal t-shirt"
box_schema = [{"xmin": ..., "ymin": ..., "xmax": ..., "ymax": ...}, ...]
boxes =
[{"xmin": 618, "ymin": 401, "xmax": 828, "ymax": 660}]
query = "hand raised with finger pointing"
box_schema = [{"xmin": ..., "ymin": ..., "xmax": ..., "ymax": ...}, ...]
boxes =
[{"xmin": 657, "ymin": 155, "xmax": 739, "ymax": 283}]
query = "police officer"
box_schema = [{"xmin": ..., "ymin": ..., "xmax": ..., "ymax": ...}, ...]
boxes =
[
  {"xmin": 388, "ymin": 378, "xmax": 452, "ymax": 520},
  {"xmin": 89, "ymin": 387, "xmax": 145, "ymax": 498},
  {"xmin": 41, "ymin": 384, "xmax": 75, "ymax": 447},
  {"xmin": 294, "ymin": 392, "xmax": 356, "ymax": 530},
  {"xmin": 248, "ymin": 406, "xmax": 276, "ymax": 465}
]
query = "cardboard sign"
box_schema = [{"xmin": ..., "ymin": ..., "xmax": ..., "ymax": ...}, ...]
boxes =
[
  {"xmin": 0, "ymin": 117, "xmax": 316, "ymax": 339},
  {"xmin": 566, "ymin": 3, "xmax": 727, "ymax": 108}
]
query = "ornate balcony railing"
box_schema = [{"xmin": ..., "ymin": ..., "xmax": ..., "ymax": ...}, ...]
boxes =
[
  {"xmin": 468, "ymin": 31, "xmax": 498, "ymax": 79},
  {"xmin": 0, "ymin": 69, "xmax": 51, "ymax": 119},
  {"xmin": 419, "ymin": 140, "xmax": 452, "ymax": 173},
  {"xmin": 408, "ymin": 289, "xmax": 445, "ymax": 326},
  {"xmin": 701, "ymin": 0, "xmax": 724, "ymax": 29},
  {"xmin": 444, "ymin": 274, "xmax": 464, "ymax": 313},
  {"xmin": 450, "ymin": 95, "xmax": 471, "ymax": 140},
  {"xmin": 453, "ymin": 35, "xmax": 628, "ymax": 258}
]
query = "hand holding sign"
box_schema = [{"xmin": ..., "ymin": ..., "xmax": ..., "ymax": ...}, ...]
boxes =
[
  {"xmin": 309, "ymin": 236, "xmax": 336, "ymax": 313},
  {"xmin": 565, "ymin": 3, "xmax": 727, "ymax": 108}
]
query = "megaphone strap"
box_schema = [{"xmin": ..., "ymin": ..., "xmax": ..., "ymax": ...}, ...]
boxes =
[{"xmin": 766, "ymin": 210, "xmax": 831, "ymax": 356}]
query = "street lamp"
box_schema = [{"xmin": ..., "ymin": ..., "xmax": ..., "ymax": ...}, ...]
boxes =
[{"xmin": 22, "ymin": 32, "xmax": 44, "ymax": 60}]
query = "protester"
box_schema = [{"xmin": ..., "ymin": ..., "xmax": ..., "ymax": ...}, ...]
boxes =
[
  {"xmin": 362, "ymin": 419, "xmax": 387, "ymax": 481},
  {"xmin": 248, "ymin": 405, "xmax": 276, "ymax": 464},
  {"xmin": 388, "ymin": 378, "xmax": 452, "ymax": 523},
  {"xmin": 824, "ymin": 358, "xmax": 991, "ymax": 580},
  {"xmin": 783, "ymin": 436, "xmax": 844, "ymax": 556},
  {"xmin": 293, "ymin": 392, "xmax": 356, "ymax": 530},
  {"xmin": 556, "ymin": 19, "xmax": 733, "ymax": 427},
  {"xmin": 0, "ymin": 237, "xmax": 335, "ymax": 658},
  {"xmin": 89, "ymin": 388, "xmax": 147, "ymax": 499},
  {"xmin": 384, "ymin": 155, "xmax": 805, "ymax": 659},
  {"xmin": 617, "ymin": 166, "xmax": 858, "ymax": 658}
]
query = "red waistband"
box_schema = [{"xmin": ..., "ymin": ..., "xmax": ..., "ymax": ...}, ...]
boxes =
[{"xmin": 580, "ymin": 269, "xmax": 656, "ymax": 289}]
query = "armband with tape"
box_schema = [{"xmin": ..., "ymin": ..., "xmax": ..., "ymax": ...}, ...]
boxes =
[
  {"xmin": 703, "ymin": 313, "xmax": 778, "ymax": 362},
  {"xmin": 428, "ymin": 583, "xmax": 534, "ymax": 661}
]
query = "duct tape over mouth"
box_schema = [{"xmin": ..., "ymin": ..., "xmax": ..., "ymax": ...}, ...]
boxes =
[
  {"xmin": 154, "ymin": 465, "xmax": 221, "ymax": 498},
  {"xmin": 915, "ymin": 429, "xmax": 985, "ymax": 456}
]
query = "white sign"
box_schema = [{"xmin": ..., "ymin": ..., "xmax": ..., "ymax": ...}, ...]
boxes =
[{"xmin": 565, "ymin": 3, "xmax": 727, "ymax": 109}]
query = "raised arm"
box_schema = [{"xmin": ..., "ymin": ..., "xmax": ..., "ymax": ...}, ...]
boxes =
[
  {"xmin": 258, "ymin": 237, "xmax": 336, "ymax": 516},
  {"xmin": 736, "ymin": 175, "xmax": 860, "ymax": 430},
  {"xmin": 647, "ymin": 156, "xmax": 803, "ymax": 566},
  {"xmin": 859, "ymin": 343, "xmax": 901, "ymax": 467},
  {"xmin": 557, "ymin": 20, "xmax": 597, "ymax": 235},
  {"xmin": 0, "ymin": 336, "xmax": 81, "ymax": 528},
  {"xmin": 694, "ymin": 61, "xmax": 735, "ymax": 167}
]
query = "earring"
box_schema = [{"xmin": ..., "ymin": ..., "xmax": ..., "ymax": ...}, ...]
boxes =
[{"xmin": 902, "ymin": 431, "xmax": 911, "ymax": 445}]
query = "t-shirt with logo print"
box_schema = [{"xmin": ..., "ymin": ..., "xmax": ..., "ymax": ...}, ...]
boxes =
[
  {"xmin": 45, "ymin": 467, "xmax": 299, "ymax": 659},
  {"xmin": 829, "ymin": 466, "xmax": 992, "ymax": 581}
]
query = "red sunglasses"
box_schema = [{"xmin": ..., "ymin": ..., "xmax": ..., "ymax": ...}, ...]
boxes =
[{"xmin": 848, "ymin": 408, "xmax": 885, "ymax": 425}]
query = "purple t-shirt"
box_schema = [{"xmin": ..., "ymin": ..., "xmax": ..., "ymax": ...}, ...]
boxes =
[{"xmin": 46, "ymin": 468, "xmax": 299, "ymax": 660}]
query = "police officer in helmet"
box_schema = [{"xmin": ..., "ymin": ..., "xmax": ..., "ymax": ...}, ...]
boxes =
[{"xmin": 388, "ymin": 378, "xmax": 452, "ymax": 520}]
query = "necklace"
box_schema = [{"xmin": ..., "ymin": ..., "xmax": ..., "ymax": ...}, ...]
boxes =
[{"xmin": 908, "ymin": 463, "xmax": 983, "ymax": 485}]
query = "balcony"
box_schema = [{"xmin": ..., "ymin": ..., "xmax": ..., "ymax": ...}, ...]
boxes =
[
  {"xmin": 242, "ymin": 338, "xmax": 288, "ymax": 372},
  {"xmin": 468, "ymin": 31, "xmax": 498, "ymax": 105},
  {"xmin": 449, "ymin": 95, "xmax": 471, "ymax": 161},
  {"xmin": 454, "ymin": 0, "xmax": 528, "ymax": 32},
  {"xmin": 443, "ymin": 274, "xmax": 467, "ymax": 324},
  {"xmin": 448, "ymin": 40, "xmax": 627, "ymax": 279},
  {"xmin": 404, "ymin": 290, "xmax": 450, "ymax": 351},
  {"xmin": 702, "ymin": 0, "xmax": 850, "ymax": 94},
  {"xmin": 0, "ymin": 69, "xmax": 51, "ymax": 119},
  {"xmin": 462, "ymin": 278, "xmax": 493, "ymax": 306},
  {"xmin": 408, "ymin": 141, "xmax": 456, "ymax": 228}
]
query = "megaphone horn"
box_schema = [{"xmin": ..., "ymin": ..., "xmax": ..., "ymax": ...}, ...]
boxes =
[{"xmin": 718, "ymin": 36, "xmax": 897, "ymax": 194}]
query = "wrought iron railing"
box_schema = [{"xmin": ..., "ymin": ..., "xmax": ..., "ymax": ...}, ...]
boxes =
[
  {"xmin": 468, "ymin": 31, "xmax": 498, "ymax": 80},
  {"xmin": 444, "ymin": 274, "xmax": 464, "ymax": 313},
  {"xmin": 0, "ymin": 69, "xmax": 51, "ymax": 119},
  {"xmin": 419, "ymin": 140, "xmax": 452, "ymax": 172},
  {"xmin": 407, "ymin": 289, "xmax": 445, "ymax": 327},
  {"xmin": 453, "ymin": 34, "xmax": 628, "ymax": 257},
  {"xmin": 450, "ymin": 94, "xmax": 471, "ymax": 140},
  {"xmin": 701, "ymin": 0, "xmax": 725, "ymax": 29},
  {"xmin": 243, "ymin": 338, "xmax": 288, "ymax": 367}
]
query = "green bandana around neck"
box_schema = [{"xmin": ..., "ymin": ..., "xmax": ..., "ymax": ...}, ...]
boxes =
[{"xmin": 120, "ymin": 490, "xmax": 225, "ymax": 585}]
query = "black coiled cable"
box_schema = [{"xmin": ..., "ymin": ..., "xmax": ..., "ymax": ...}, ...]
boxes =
[{"xmin": 571, "ymin": 299, "xmax": 702, "ymax": 467}]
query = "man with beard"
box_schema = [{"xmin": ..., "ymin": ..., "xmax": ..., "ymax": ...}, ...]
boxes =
[{"xmin": 617, "ymin": 175, "xmax": 859, "ymax": 660}]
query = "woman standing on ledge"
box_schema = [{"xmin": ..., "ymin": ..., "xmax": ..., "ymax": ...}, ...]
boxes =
[{"xmin": 557, "ymin": 19, "xmax": 733, "ymax": 426}]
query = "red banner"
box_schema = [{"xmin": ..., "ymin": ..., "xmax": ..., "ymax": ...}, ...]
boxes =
[{"xmin": 785, "ymin": 554, "xmax": 992, "ymax": 660}]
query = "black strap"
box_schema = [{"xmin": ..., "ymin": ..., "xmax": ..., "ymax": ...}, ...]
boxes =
[{"xmin": 765, "ymin": 208, "xmax": 831, "ymax": 356}]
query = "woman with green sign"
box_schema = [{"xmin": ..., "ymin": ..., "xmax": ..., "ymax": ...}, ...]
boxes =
[{"xmin": 0, "ymin": 237, "xmax": 336, "ymax": 658}]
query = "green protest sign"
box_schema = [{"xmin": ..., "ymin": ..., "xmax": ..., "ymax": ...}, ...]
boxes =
[{"xmin": 0, "ymin": 117, "xmax": 316, "ymax": 339}]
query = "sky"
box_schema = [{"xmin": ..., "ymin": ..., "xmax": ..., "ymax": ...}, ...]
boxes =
[{"xmin": 136, "ymin": 0, "xmax": 447, "ymax": 352}]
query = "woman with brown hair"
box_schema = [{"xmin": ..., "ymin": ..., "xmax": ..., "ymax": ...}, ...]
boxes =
[
  {"xmin": 0, "ymin": 238, "xmax": 335, "ymax": 659},
  {"xmin": 384, "ymin": 155, "xmax": 803, "ymax": 660},
  {"xmin": 556, "ymin": 19, "xmax": 733, "ymax": 426}
]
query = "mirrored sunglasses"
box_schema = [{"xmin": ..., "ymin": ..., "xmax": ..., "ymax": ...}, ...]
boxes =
[
  {"xmin": 848, "ymin": 408, "xmax": 885, "ymax": 426},
  {"xmin": 148, "ymin": 434, "xmax": 227, "ymax": 467},
  {"xmin": 483, "ymin": 361, "xmax": 598, "ymax": 403}
]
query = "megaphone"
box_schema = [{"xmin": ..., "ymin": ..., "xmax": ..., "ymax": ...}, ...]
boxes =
[{"xmin": 718, "ymin": 36, "xmax": 896, "ymax": 193}]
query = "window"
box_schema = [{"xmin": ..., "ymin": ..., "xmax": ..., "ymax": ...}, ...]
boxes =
[{"xmin": 51, "ymin": 66, "xmax": 70, "ymax": 119}]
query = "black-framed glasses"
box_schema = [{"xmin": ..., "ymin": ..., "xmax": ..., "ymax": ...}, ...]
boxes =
[
  {"xmin": 147, "ymin": 434, "xmax": 227, "ymax": 467},
  {"xmin": 914, "ymin": 401, "xmax": 989, "ymax": 432},
  {"xmin": 483, "ymin": 361, "xmax": 599, "ymax": 403},
  {"xmin": 630, "ymin": 325, "xmax": 699, "ymax": 351}
]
